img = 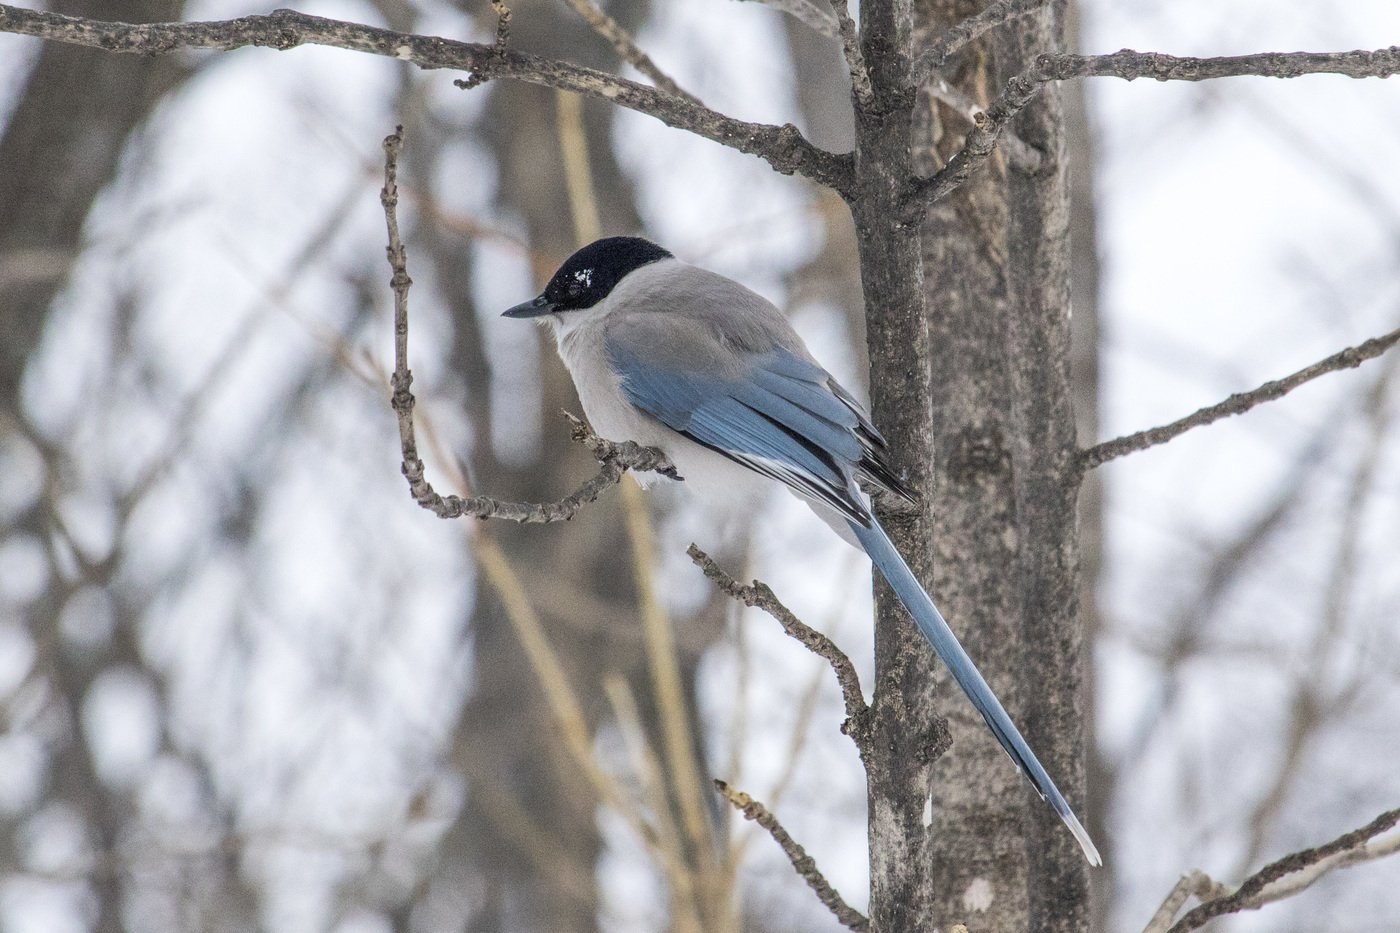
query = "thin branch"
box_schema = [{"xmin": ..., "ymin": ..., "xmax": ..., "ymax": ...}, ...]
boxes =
[
  {"xmin": 686, "ymin": 545, "xmax": 872, "ymax": 756},
  {"xmin": 827, "ymin": 0, "xmax": 873, "ymax": 109},
  {"xmin": 380, "ymin": 127, "xmax": 677, "ymax": 522},
  {"xmin": 1079, "ymin": 324, "xmax": 1400, "ymax": 472},
  {"xmin": 1046, "ymin": 46, "xmax": 1400, "ymax": 83},
  {"xmin": 1239, "ymin": 826, "xmax": 1400, "ymax": 908},
  {"xmin": 900, "ymin": 64, "xmax": 1046, "ymax": 218},
  {"xmin": 912, "ymin": 0, "xmax": 1049, "ymax": 85},
  {"xmin": 1161, "ymin": 807, "xmax": 1400, "ymax": 933},
  {"xmin": 559, "ymin": 0, "xmax": 700, "ymax": 103},
  {"xmin": 0, "ymin": 4, "xmax": 853, "ymax": 195},
  {"xmin": 714, "ymin": 780, "xmax": 870, "ymax": 932},
  {"xmin": 903, "ymin": 46, "xmax": 1400, "ymax": 216},
  {"xmin": 737, "ymin": 0, "xmax": 839, "ymax": 38}
]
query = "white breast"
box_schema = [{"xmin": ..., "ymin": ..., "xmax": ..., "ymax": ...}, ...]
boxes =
[
  {"xmin": 545, "ymin": 289, "xmax": 771, "ymax": 507},
  {"xmin": 552, "ymin": 312, "xmax": 658, "ymax": 450}
]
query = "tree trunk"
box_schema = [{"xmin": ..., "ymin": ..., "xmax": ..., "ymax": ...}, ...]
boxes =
[{"xmin": 858, "ymin": 2, "xmax": 1092, "ymax": 929}]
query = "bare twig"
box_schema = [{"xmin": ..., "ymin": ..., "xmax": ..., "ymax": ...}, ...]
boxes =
[
  {"xmin": 900, "ymin": 61, "xmax": 1047, "ymax": 218},
  {"xmin": 0, "ymin": 5, "xmax": 853, "ymax": 194},
  {"xmin": 380, "ymin": 127, "xmax": 678, "ymax": 521},
  {"xmin": 912, "ymin": 0, "xmax": 1048, "ymax": 85},
  {"xmin": 737, "ymin": 0, "xmax": 839, "ymax": 38},
  {"xmin": 714, "ymin": 780, "xmax": 870, "ymax": 932},
  {"xmin": 1079, "ymin": 325, "xmax": 1400, "ymax": 472},
  {"xmin": 1153, "ymin": 807, "xmax": 1400, "ymax": 933},
  {"xmin": 1046, "ymin": 46, "xmax": 1400, "ymax": 83},
  {"xmin": 903, "ymin": 46, "xmax": 1400, "ymax": 216},
  {"xmin": 560, "ymin": 0, "xmax": 699, "ymax": 103},
  {"xmin": 827, "ymin": 0, "xmax": 872, "ymax": 108},
  {"xmin": 686, "ymin": 545, "xmax": 871, "ymax": 755},
  {"xmin": 1233, "ymin": 826, "xmax": 1400, "ymax": 910}
]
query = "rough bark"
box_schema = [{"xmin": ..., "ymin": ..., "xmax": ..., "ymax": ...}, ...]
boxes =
[
  {"xmin": 859, "ymin": 1, "xmax": 1091, "ymax": 928},
  {"xmin": 998, "ymin": 8, "xmax": 1091, "ymax": 930}
]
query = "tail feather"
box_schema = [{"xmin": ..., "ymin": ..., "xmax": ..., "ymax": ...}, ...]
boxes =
[{"xmin": 850, "ymin": 517, "xmax": 1103, "ymax": 867}]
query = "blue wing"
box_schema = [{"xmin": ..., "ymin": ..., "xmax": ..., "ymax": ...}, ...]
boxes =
[{"xmin": 608, "ymin": 338, "xmax": 887, "ymax": 523}]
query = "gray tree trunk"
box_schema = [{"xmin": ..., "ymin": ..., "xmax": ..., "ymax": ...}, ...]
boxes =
[{"xmin": 857, "ymin": 2, "xmax": 1092, "ymax": 929}]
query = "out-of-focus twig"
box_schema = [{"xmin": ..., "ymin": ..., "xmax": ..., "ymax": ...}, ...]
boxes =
[
  {"xmin": 715, "ymin": 780, "xmax": 869, "ymax": 932},
  {"xmin": 553, "ymin": 94, "xmax": 728, "ymax": 928},
  {"xmin": 419, "ymin": 405, "xmax": 670, "ymax": 871},
  {"xmin": 1232, "ymin": 367, "xmax": 1394, "ymax": 872},
  {"xmin": 738, "ymin": 0, "xmax": 838, "ymax": 38},
  {"xmin": 559, "ymin": 0, "xmax": 699, "ymax": 103},
  {"xmin": 604, "ymin": 677, "xmax": 704, "ymax": 933},
  {"xmin": 826, "ymin": 0, "xmax": 871, "ymax": 109}
]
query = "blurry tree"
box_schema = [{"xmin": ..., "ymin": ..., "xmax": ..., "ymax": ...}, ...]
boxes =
[
  {"xmin": 0, "ymin": 2, "xmax": 221, "ymax": 931},
  {"xmin": 387, "ymin": 1, "xmax": 721, "ymax": 929}
]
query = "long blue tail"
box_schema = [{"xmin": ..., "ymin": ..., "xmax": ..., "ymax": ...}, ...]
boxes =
[{"xmin": 850, "ymin": 516, "xmax": 1102, "ymax": 866}]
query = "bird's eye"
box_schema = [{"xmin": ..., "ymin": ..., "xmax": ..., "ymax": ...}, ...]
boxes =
[{"xmin": 567, "ymin": 283, "xmax": 583, "ymax": 298}]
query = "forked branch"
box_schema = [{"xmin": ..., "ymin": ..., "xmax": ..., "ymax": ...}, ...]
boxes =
[{"xmin": 1148, "ymin": 807, "xmax": 1400, "ymax": 933}]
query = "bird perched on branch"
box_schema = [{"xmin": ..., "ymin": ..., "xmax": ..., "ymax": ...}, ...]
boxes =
[{"xmin": 503, "ymin": 235, "xmax": 1101, "ymax": 866}]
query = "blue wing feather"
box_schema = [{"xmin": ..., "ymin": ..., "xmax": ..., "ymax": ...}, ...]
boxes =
[{"xmin": 608, "ymin": 341, "xmax": 871, "ymax": 521}]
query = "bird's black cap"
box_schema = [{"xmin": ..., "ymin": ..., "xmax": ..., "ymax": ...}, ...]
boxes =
[{"xmin": 503, "ymin": 236, "xmax": 672, "ymax": 318}]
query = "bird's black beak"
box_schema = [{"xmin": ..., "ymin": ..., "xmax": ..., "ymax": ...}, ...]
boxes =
[{"xmin": 502, "ymin": 294, "xmax": 556, "ymax": 318}]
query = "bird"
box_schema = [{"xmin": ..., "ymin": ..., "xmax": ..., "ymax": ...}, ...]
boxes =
[{"xmin": 503, "ymin": 235, "xmax": 1102, "ymax": 866}]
